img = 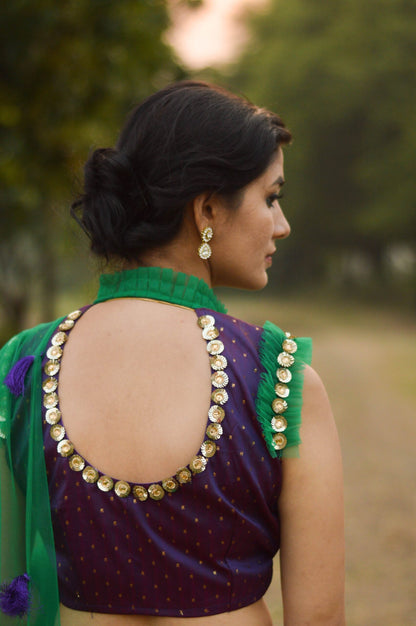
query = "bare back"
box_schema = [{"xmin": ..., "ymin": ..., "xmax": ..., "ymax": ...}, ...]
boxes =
[{"xmin": 59, "ymin": 299, "xmax": 212, "ymax": 484}]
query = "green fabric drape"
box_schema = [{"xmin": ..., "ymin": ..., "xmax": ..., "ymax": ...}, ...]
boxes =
[{"xmin": 0, "ymin": 320, "xmax": 65, "ymax": 625}]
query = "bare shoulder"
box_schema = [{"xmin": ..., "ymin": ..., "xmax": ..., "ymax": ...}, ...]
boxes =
[
  {"xmin": 298, "ymin": 364, "xmax": 340, "ymax": 459},
  {"xmin": 281, "ymin": 363, "xmax": 342, "ymax": 486},
  {"xmin": 302, "ymin": 363, "xmax": 332, "ymax": 420}
]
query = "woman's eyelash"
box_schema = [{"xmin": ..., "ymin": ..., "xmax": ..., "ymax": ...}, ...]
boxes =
[{"xmin": 266, "ymin": 192, "xmax": 284, "ymax": 207}]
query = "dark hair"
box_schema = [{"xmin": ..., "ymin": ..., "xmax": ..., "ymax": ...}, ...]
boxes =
[{"xmin": 71, "ymin": 81, "xmax": 291, "ymax": 261}]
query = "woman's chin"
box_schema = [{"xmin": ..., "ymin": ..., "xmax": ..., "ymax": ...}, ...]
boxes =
[{"xmin": 241, "ymin": 272, "xmax": 269, "ymax": 291}]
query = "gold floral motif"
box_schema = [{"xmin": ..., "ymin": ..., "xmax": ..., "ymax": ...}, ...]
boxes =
[
  {"xmin": 189, "ymin": 455, "xmax": 207, "ymax": 474},
  {"xmin": 46, "ymin": 345, "xmax": 63, "ymax": 360},
  {"xmin": 202, "ymin": 326, "xmax": 219, "ymax": 340},
  {"xmin": 277, "ymin": 351, "xmax": 295, "ymax": 368},
  {"xmin": 43, "ymin": 392, "xmax": 58, "ymax": 409},
  {"xmin": 272, "ymin": 433, "xmax": 287, "ymax": 450},
  {"xmin": 206, "ymin": 339, "xmax": 224, "ymax": 355},
  {"xmin": 59, "ymin": 319, "xmax": 75, "ymax": 331},
  {"xmin": 44, "ymin": 360, "xmax": 60, "ymax": 376},
  {"xmin": 133, "ymin": 485, "xmax": 149, "ymax": 501},
  {"xmin": 43, "ymin": 377, "xmax": 58, "ymax": 393},
  {"xmin": 97, "ymin": 475, "xmax": 114, "ymax": 492},
  {"xmin": 210, "ymin": 355, "xmax": 227, "ymax": 371},
  {"xmin": 206, "ymin": 423, "xmax": 223, "ymax": 440},
  {"xmin": 82, "ymin": 466, "xmax": 99, "ymax": 483},
  {"xmin": 275, "ymin": 383, "xmax": 290, "ymax": 398},
  {"xmin": 176, "ymin": 467, "xmax": 192, "ymax": 484},
  {"xmin": 276, "ymin": 368, "xmax": 292, "ymax": 384},
  {"xmin": 211, "ymin": 389, "xmax": 228, "ymax": 405},
  {"xmin": 282, "ymin": 338, "xmax": 297, "ymax": 354},
  {"xmin": 57, "ymin": 439, "xmax": 74, "ymax": 457},
  {"xmin": 208, "ymin": 405, "xmax": 225, "ymax": 423},
  {"xmin": 66, "ymin": 310, "xmax": 82, "ymax": 321},
  {"xmin": 148, "ymin": 484, "xmax": 165, "ymax": 500},
  {"xmin": 50, "ymin": 424, "xmax": 65, "ymax": 441},
  {"xmin": 45, "ymin": 407, "xmax": 61, "ymax": 425},
  {"xmin": 211, "ymin": 371, "xmax": 229, "ymax": 388},
  {"xmin": 115, "ymin": 480, "xmax": 131, "ymax": 498},
  {"xmin": 69, "ymin": 454, "xmax": 85, "ymax": 472},
  {"xmin": 197, "ymin": 314, "xmax": 215, "ymax": 329},
  {"xmin": 272, "ymin": 398, "xmax": 288, "ymax": 414},
  {"xmin": 271, "ymin": 416, "xmax": 288, "ymax": 433},
  {"xmin": 201, "ymin": 440, "xmax": 217, "ymax": 458},
  {"xmin": 162, "ymin": 477, "xmax": 179, "ymax": 493},
  {"xmin": 51, "ymin": 331, "xmax": 68, "ymax": 347}
]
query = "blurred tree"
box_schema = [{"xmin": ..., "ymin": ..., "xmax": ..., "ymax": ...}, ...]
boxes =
[
  {"xmin": 230, "ymin": 0, "xmax": 416, "ymax": 288},
  {"xmin": 0, "ymin": 0, "xmax": 181, "ymax": 341}
]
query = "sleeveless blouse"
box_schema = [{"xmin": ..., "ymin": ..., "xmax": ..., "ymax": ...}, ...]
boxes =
[{"xmin": 0, "ymin": 267, "xmax": 312, "ymax": 622}]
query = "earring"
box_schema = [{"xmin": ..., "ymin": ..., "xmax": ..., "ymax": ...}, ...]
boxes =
[{"xmin": 198, "ymin": 226, "xmax": 213, "ymax": 260}]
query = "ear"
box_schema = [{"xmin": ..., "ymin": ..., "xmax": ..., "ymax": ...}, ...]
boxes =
[{"xmin": 191, "ymin": 192, "xmax": 224, "ymax": 234}]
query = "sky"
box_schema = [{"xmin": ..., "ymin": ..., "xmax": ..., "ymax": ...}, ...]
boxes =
[{"xmin": 167, "ymin": 0, "xmax": 269, "ymax": 69}]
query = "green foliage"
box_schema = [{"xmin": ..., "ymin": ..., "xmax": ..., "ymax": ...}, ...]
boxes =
[
  {"xmin": 0, "ymin": 0, "xmax": 180, "ymax": 335},
  {"xmin": 230, "ymin": 0, "xmax": 416, "ymax": 284}
]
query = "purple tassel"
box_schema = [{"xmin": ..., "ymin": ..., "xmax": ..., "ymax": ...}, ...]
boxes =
[
  {"xmin": 0, "ymin": 574, "xmax": 31, "ymax": 617},
  {"xmin": 4, "ymin": 356, "xmax": 35, "ymax": 397}
]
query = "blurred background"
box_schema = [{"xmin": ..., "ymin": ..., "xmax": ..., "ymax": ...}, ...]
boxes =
[{"xmin": 1, "ymin": 1, "xmax": 415, "ymax": 623}]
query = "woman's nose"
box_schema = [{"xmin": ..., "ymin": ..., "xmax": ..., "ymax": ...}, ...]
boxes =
[{"xmin": 274, "ymin": 207, "xmax": 291, "ymax": 240}]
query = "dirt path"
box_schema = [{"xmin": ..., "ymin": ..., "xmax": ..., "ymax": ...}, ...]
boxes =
[
  {"xmin": 228, "ymin": 297, "xmax": 416, "ymax": 625},
  {"xmin": 313, "ymin": 326, "xmax": 416, "ymax": 626}
]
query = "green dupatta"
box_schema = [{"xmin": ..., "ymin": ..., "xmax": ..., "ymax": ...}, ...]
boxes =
[{"xmin": 0, "ymin": 319, "xmax": 65, "ymax": 625}]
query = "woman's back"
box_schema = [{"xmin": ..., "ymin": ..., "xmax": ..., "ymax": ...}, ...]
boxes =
[{"xmin": 59, "ymin": 298, "xmax": 213, "ymax": 485}]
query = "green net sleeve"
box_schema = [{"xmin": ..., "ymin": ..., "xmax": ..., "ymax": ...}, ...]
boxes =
[
  {"xmin": 255, "ymin": 321, "xmax": 312, "ymax": 459},
  {"xmin": 0, "ymin": 321, "xmax": 64, "ymax": 625}
]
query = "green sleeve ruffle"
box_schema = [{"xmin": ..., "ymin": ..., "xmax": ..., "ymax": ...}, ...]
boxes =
[{"xmin": 255, "ymin": 321, "xmax": 312, "ymax": 459}]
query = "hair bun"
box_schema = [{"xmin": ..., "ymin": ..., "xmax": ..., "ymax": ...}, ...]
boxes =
[
  {"xmin": 71, "ymin": 147, "xmax": 152, "ymax": 259},
  {"xmin": 85, "ymin": 147, "xmax": 139, "ymax": 203}
]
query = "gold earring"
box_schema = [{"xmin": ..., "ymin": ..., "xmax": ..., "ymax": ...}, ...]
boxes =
[{"xmin": 198, "ymin": 226, "xmax": 213, "ymax": 260}]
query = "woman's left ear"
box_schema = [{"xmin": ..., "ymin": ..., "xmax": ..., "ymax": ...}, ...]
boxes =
[{"xmin": 191, "ymin": 191, "xmax": 223, "ymax": 234}]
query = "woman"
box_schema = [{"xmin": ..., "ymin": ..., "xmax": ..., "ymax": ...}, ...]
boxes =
[{"xmin": 0, "ymin": 82, "xmax": 344, "ymax": 625}]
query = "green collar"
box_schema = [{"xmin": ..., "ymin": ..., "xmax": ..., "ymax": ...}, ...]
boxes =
[{"xmin": 94, "ymin": 266, "xmax": 227, "ymax": 313}]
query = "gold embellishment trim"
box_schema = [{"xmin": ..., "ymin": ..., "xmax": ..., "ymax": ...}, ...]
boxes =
[
  {"xmin": 44, "ymin": 360, "xmax": 60, "ymax": 376},
  {"xmin": 211, "ymin": 389, "xmax": 228, "ymax": 405},
  {"xmin": 45, "ymin": 408, "xmax": 61, "ymax": 425},
  {"xmin": 44, "ymin": 308, "xmax": 229, "ymax": 501},
  {"xmin": 270, "ymin": 332, "xmax": 297, "ymax": 451},
  {"xmin": 47, "ymin": 345, "xmax": 62, "ymax": 360},
  {"xmin": 82, "ymin": 466, "xmax": 99, "ymax": 483},
  {"xmin": 210, "ymin": 355, "xmax": 227, "ymax": 370},
  {"xmin": 50, "ymin": 424, "xmax": 65, "ymax": 441}
]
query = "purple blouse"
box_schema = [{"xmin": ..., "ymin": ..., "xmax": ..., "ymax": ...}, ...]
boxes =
[{"xmin": 42, "ymin": 306, "xmax": 302, "ymax": 617}]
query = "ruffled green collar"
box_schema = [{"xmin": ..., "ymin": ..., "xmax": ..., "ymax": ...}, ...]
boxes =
[{"xmin": 94, "ymin": 266, "xmax": 227, "ymax": 313}]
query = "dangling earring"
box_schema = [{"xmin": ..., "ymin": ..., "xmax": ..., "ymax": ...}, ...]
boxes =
[{"xmin": 198, "ymin": 226, "xmax": 213, "ymax": 260}]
